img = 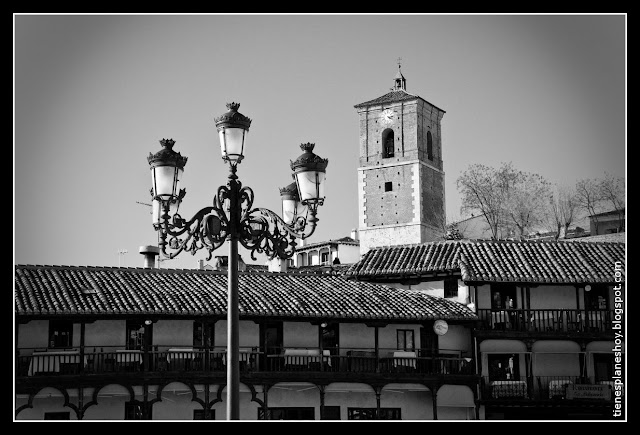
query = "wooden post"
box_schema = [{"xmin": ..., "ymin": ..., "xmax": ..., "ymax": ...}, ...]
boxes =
[
  {"xmin": 375, "ymin": 326, "xmax": 379, "ymax": 373},
  {"xmin": 79, "ymin": 322, "xmax": 85, "ymax": 374},
  {"xmin": 204, "ymin": 322, "xmax": 210, "ymax": 371},
  {"xmin": 263, "ymin": 384, "xmax": 269, "ymax": 420},
  {"xmin": 431, "ymin": 387, "xmax": 438, "ymax": 420},
  {"xmin": 319, "ymin": 385, "xmax": 325, "ymax": 420},
  {"xmin": 15, "ymin": 319, "xmax": 19, "ymax": 376},
  {"xmin": 78, "ymin": 386, "xmax": 84, "ymax": 420},
  {"xmin": 204, "ymin": 385, "xmax": 210, "ymax": 420},
  {"xmin": 143, "ymin": 323, "xmax": 150, "ymax": 372},
  {"xmin": 474, "ymin": 286, "xmax": 478, "ymax": 308},
  {"xmin": 143, "ymin": 384, "xmax": 149, "ymax": 420},
  {"xmin": 319, "ymin": 324, "xmax": 324, "ymax": 372}
]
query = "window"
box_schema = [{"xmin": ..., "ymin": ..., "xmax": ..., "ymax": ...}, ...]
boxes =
[
  {"xmin": 125, "ymin": 401, "xmax": 149, "ymax": 420},
  {"xmin": 260, "ymin": 321, "xmax": 283, "ymax": 370},
  {"xmin": 321, "ymin": 251, "xmax": 330, "ymax": 265},
  {"xmin": 593, "ymin": 353, "xmax": 614, "ymax": 382},
  {"xmin": 348, "ymin": 408, "xmax": 401, "ymax": 420},
  {"xmin": 420, "ymin": 325, "xmax": 439, "ymax": 357},
  {"xmin": 48, "ymin": 320, "xmax": 73, "ymax": 348},
  {"xmin": 126, "ymin": 320, "xmax": 149, "ymax": 350},
  {"xmin": 383, "ymin": 130, "xmax": 394, "ymax": 158},
  {"xmin": 321, "ymin": 322, "xmax": 339, "ymax": 354},
  {"xmin": 384, "ymin": 181, "xmax": 393, "ymax": 192},
  {"xmin": 488, "ymin": 354, "xmax": 520, "ymax": 381},
  {"xmin": 426, "ymin": 131, "xmax": 433, "ymax": 160},
  {"xmin": 193, "ymin": 409, "xmax": 215, "ymax": 420},
  {"xmin": 397, "ymin": 329, "xmax": 414, "ymax": 351},
  {"xmin": 44, "ymin": 412, "xmax": 70, "ymax": 420},
  {"xmin": 258, "ymin": 407, "xmax": 315, "ymax": 420},
  {"xmin": 585, "ymin": 285, "xmax": 608, "ymax": 310},
  {"xmin": 491, "ymin": 284, "xmax": 517, "ymax": 309},
  {"xmin": 193, "ymin": 321, "xmax": 214, "ymax": 348},
  {"xmin": 444, "ymin": 278, "xmax": 458, "ymax": 298}
]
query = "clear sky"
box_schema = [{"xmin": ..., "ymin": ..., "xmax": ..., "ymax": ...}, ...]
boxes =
[{"xmin": 14, "ymin": 14, "xmax": 626, "ymax": 269}]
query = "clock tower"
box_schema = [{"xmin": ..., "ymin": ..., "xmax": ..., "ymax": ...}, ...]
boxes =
[{"xmin": 354, "ymin": 64, "xmax": 446, "ymax": 255}]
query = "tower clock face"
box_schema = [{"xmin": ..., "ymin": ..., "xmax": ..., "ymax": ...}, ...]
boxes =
[{"xmin": 380, "ymin": 109, "xmax": 395, "ymax": 125}]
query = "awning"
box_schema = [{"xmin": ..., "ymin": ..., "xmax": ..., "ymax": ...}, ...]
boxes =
[{"xmin": 436, "ymin": 385, "xmax": 475, "ymax": 407}]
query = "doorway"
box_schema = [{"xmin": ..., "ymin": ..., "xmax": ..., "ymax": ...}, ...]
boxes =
[{"xmin": 260, "ymin": 321, "xmax": 283, "ymax": 370}]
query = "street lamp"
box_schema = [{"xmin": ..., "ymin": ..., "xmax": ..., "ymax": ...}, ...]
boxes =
[{"xmin": 146, "ymin": 102, "xmax": 328, "ymax": 420}]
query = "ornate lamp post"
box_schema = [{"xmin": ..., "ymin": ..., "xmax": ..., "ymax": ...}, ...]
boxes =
[{"xmin": 147, "ymin": 102, "xmax": 328, "ymax": 420}]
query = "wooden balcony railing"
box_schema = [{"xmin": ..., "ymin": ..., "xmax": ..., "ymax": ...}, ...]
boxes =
[
  {"xmin": 481, "ymin": 375, "xmax": 619, "ymax": 401},
  {"xmin": 476, "ymin": 309, "xmax": 614, "ymax": 333},
  {"xmin": 16, "ymin": 346, "xmax": 474, "ymax": 378}
]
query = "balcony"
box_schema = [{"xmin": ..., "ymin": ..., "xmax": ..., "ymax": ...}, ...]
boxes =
[
  {"xmin": 476, "ymin": 309, "xmax": 614, "ymax": 334},
  {"xmin": 481, "ymin": 375, "xmax": 620, "ymax": 402},
  {"xmin": 16, "ymin": 346, "xmax": 475, "ymax": 380}
]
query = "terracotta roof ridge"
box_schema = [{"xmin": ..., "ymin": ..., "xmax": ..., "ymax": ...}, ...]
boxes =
[{"xmin": 369, "ymin": 240, "xmax": 463, "ymax": 249}]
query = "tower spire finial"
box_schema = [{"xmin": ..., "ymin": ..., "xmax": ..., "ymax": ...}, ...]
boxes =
[{"xmin": 393, "ymin": 58, "xmax": 406, "ymax": 91}]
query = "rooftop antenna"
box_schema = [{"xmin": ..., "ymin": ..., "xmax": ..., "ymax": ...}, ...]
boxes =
[
  {"xmin": 117, "ymin": 249, "xmax": 128, "ymax": 267},
  {"xmin": 136, "ymin": 201, "xmax": 153, "ymax": 213}
]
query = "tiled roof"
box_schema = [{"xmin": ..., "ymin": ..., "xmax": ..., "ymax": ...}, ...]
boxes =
[
  {"xmin": 344, "ymin": 241, "xmax": 461, "ymax": 279},
  {"xmin": 588, "ymin": 208, "xmax": 625, "ymax": 218},
  {"xmin": 297, "ymin": 236, "xmax": 360, "ymax": 251},
  {"xmin": 564, "ymin": 232, "xmax": 625, "ymax": 244},
  {"xmin": 354, "ymin": 90, "xmax": 446, "ymax": 113},
  {"xmin": 345, "ymin": 239, "xmax": 625, "ymax": 285},
  {"xmin": 14, "ymin": 265, "xmax": 476, "ymax": 322},
  {"xmin": 354, "ymin": 90, "xmax": 421, "ymax": 108},
  {"xmin": 291, "ymin": 264, "xmax": 354, "ymax": 274}
]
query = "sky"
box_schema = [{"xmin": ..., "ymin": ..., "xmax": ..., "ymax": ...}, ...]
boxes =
[{"xmin": 14, "ymin": 14, "xmax": 626, "ymax": 270}]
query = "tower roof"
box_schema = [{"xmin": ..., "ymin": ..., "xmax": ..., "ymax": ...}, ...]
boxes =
[{"xmin": 354, "ymin": 65, "xmax": 445, "ymax": 112}]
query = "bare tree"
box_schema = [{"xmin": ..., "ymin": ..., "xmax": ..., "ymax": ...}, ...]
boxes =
[
  {"xmin": 599, "ymin": 172, "xmax": 625, "ymax": 232},
  {"xmin": 456, "ymin": 163, "xmax": 513, "ymax": 239},
  {"xmin": 504, "ymin": 171, "xmax": 552, "ymax": 239},
  {"xmin": 456, "ymin": 162, "xmax": 550, "ymax": 240},
  {"xmin": 574, "ymin": 177, "xmax": 605, "ymax": 234},
  {"xmin": 544, "ymin": 184, "xmax": 579, "ymax": 240}
]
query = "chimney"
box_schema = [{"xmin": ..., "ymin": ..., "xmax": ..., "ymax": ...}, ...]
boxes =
[
  {"xmin": 197, "ymin": 259, "xmax": 204, "ymax": 270},
  {"xmin": 267, "ymin": 257, "xmax": 288, "ymax": 272},
  {"xmin": 351, "ymin": 228, "xmax": 359, "ymax": 241},
  {"xmin": 139, "ymin": 245, "xmax": 160, "ymax": 269},
  {"xmin": 298, "ymin": 238, "xmax": 306, "ymax": 247}
]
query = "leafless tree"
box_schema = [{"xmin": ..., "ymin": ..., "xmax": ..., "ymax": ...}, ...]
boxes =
[
  {"xmin": 504, "ymin": 171, "xmax": 552, "ymax": 239},
  {"xmin": 456, "ymin": 162, "xmax": 550, "ymax": 240},
  {"xmin": 574, "ymin": 177, "xmax": 605, "ymax": 234},
  {"xmin": 599, "ymin": 172, "xmax": 625, "ymax": 232},
  {"xmin": 456, "ymin": 163, "xmax": 511, "ymax": 239},
  {"xmin": 544, "ymin": 184, "xmax": 579, "ymax": 240}
]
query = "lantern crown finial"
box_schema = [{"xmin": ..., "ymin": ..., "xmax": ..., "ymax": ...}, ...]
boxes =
[
  {"xmin": 147, "ymin": 138, "xmax": 188, "ymax": 169},
  {"xmin": 279, "ymin": 181, "xmax": 300, "ymax": 201},
  {"xmin": 160, "ymin": 138, "xmax": 176, "ymax": 149},
  {"xmin": 214, "ymin": 102, "xmax": 252, "ymax": 131},
  {"xmin": 290, "ymin": 143, "xmax": 328, "ymax": 173},
  {"xmin": 300, "ymin": 142, "xmax": 315, "ymax": 153}
]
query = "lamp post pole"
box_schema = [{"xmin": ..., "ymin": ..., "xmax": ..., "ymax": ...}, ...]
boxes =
[
  {"xmin": 227, "ymin": 167, "xmax": 241, "ymax": 420},
  {"xmin": 147, "ymin": 103, "xmax": 328, "ymax": 420}
]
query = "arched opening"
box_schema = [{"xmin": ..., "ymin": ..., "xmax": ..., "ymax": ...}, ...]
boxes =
[
  {"xmin": 382, "ymin": 129, "xmax": 394, "ymax": 158},
  {"xmin": 427, "ymin": 131, "xmax": 433, "ymax": 161}
]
